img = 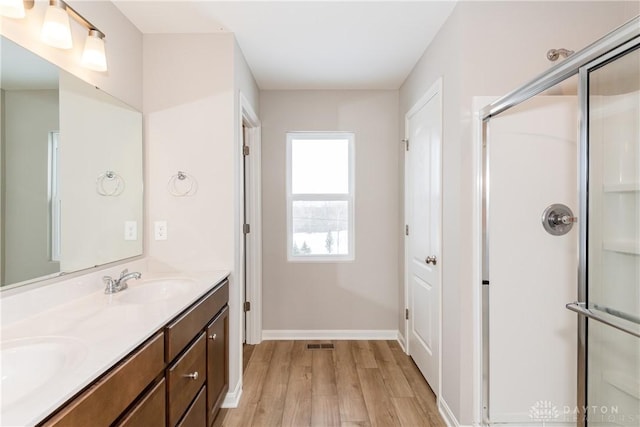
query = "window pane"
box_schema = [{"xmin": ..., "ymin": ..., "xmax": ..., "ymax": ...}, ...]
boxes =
[
  {"xmin": 292, "ymin": 200, "xmax": 349, "ymax": 256},
  {"xmin": 292, "ymin": 139, "xmax": 349, "ymax": 194}
]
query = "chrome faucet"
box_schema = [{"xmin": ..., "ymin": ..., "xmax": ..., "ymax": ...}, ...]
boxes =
[{"xmin": 103, "ymin": 269, "xmax": 142, "ymax": 294}]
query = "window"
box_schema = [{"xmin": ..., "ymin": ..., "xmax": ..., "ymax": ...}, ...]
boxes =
[{"xmin": 287, "ymin": 132, "xmax": 354, "ymax": 261}]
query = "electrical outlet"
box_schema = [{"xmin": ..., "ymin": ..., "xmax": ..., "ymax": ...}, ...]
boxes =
[
  {"xmin": 154, "ymin": 221, "xmax": 167, "ymax": 240},
  {"xmin": 124, "ymin": 221, "xmax": 137, "ymax": 241}
]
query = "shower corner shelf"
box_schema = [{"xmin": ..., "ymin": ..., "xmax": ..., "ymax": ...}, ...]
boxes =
[
  {"xmin": 602, "ymin": 240, "xmax": 640, "ymax": 255},
  {"xmin": 603, "ymin": 183, "xmax": 640, "ymax": 193}
]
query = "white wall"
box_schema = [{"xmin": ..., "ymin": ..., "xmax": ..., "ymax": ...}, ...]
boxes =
[
  {"xmin": 144, "ymin": 33, "xmax": 235, "ymax": 273},
  {"xmin": 2, "ymin": 89, "xmax": 59, "ymax": 283},
  {"xmin": 399, "ymin": 1, "xmax": 640, "ymax": 425},
  {"xmin": 144, "ymin": 33, "xmax": 260, "ymax": 402},
  {"xmin": 260, "ymin": 90, "xmax": 399, "ymax": 333}
]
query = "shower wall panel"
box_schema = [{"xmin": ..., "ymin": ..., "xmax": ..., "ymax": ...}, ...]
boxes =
[{"xmin": 488, "ymin": 96, "xmax": 578, "ymax": 424}]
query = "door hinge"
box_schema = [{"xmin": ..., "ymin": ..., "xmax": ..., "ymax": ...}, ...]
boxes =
[
  {"xmin": 405, "ymin": 224, "xmax": 409, "ymax": 236},
  {"xmin": 244, "ymin": 301, "xmax": 251, "ymax": 312},
  {"xmin": 243, "ymin": 224, "xmax": 251, "ymax": 234},
  {"xmin": 405, "ymin": 308, "xmax": 409, "ymax": 320},
  {"xmin": 243, "ymin": 145, "xmax": 250, "ymax": 156},
  {"xmin": 402, "ymin": 138, "xmax": 409, "ymax": 151}
]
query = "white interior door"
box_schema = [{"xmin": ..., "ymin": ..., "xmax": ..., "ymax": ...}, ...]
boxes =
[
  {"xmin": 405, "ymin": 79, "xmax": 442, "ymax": 394},
  {"xmin": 488, "ymin": 96, "xmax": 578, "ymax": 424}
]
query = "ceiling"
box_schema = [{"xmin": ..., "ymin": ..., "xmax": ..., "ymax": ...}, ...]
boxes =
[{"xmin": 113, "ymin": 1, "xmax": 457, "ymax": 90}]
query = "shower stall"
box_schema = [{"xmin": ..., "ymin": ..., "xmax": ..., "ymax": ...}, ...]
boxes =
[{"xmin": 480, "ymin": 17, "xmax": 640, "ymax": 426}]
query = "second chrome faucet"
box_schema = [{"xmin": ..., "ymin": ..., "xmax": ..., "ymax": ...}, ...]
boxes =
[{"xmin": 103, "ymin": 269, "xmax": 141, "ymax": 294}]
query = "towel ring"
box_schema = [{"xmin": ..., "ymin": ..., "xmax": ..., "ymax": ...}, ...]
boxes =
[
  {"xmin": 96, "ymin": 171, "xmax": 125, "ymax": 196},
  {"xmin": 168, "ymin": 171, "xmax": 197, "ymax": 197}
]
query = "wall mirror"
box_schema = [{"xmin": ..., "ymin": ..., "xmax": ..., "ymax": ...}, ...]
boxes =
[{"xmin": 0, "ymin": 36, "xmax": 143, "ymax": 289}]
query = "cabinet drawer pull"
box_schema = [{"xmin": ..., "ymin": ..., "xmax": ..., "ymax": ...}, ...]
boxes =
[
  {"xmin": 183, "ymin": 371, "xmax": 199, "ymax": 380},
  {"xmin": 208, "ymin": 334, "xmax": 217, "ymax": 341}
]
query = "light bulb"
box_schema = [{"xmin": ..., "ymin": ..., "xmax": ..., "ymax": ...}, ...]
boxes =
[
  {"xmin": 82, "ymin": 30, "xmax": 107, "ymax": 72},
  {"xmin": 41, "ymin": 1, "xmax": 72, "ymax": 49},
  {"xmin": 0, "ymin": 0, "xmax": 25, "ymax": 18}
]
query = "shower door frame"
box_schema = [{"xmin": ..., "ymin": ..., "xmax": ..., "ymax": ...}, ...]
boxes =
[{"xmin": 479, "ymin": 16, "xmax": 640, "ymax": 426}]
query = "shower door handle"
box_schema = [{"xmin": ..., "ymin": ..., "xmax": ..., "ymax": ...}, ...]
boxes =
[{"xmin": 566, "ymin": 302, "xmax": 640, "ymax": 338}]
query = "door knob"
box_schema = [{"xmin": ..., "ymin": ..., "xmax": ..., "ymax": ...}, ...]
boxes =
[{"xmin": 425, "ymin": 256, "xmax": 437, "ymax": 265}]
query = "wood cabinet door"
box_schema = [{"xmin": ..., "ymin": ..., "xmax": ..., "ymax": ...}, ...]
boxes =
[
  {"xmin": 116, "ymin": 379, "xmax": 165, "ymax": 427},
  {"xmin": 168, "ymin": 333, "xmax": 206, "ymax": 427},
  {"xmin": 206, "ymin": 306, "xmax": 228, "ymax": 426},
  {"xmin": 177, "ymin": 386, "xmax": 207, "ymax": 427}
]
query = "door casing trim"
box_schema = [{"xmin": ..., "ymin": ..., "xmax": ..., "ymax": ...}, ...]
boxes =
[
  {"xmin": 238, "ymin": 92, "xmax": 262, "ymax": 346},
  {"xmin": 403, "ymin": 76, "xmax": 443, "ymax": 404}
]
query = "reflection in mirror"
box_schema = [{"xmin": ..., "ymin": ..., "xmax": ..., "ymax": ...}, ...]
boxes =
[{"xmin": 0, "ymin": 36, "xmax": 143, "ymax": 289}]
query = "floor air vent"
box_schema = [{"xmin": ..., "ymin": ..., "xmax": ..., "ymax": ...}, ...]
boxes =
[{"xmin": 306, "ymin": 343, "xmax": 335, "ymax": 350}]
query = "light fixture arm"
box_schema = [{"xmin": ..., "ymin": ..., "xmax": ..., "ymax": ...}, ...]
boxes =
[{"xmin": 63, "ymin": 2, "xmax": 105, "ymax": 39}]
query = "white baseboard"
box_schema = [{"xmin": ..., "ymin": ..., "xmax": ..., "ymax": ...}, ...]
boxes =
[
  {"xmin": 261, "ymin": 329, "xmax": 399, "ymax": 340},
  {"xmin": 439, "ymin": 397, "xmax": 465, "ymax": 427},
  {"xmin": 397, "ymin": 331, "xmax": 407, "ymax": 352},
  {"xmin": 221, "ymin": 380, "xmax": 242, "ymax": 408}
]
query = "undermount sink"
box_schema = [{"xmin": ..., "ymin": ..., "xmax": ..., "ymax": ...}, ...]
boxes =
[
  {"xmin": 115, "ymin": 277, "xmax": 197, "ymax": 304},
  {"xmin": 1, "ymin": 336, "xmax": 87, "ymax": 409}
]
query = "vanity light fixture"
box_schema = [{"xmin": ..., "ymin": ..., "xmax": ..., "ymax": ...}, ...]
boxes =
[
  {"xmin": 82, "ymin": 29, "xmax": 107, "ymax": 72},
  {"xmin": 0, "ymin": 0, "xmax": 31, "ymax": 19},
  {"xmin": 41, "ymin": 0, "xmax": 72, "ymax": 49},
  {"xmin": 3, "ymin": 0, "xmax": 108, "ymax": 72}
]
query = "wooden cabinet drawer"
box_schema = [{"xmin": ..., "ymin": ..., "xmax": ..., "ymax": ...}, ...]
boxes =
[
  {"xmin": 165, "ymin": 280, "xmax": 229, "ymax": 362},
  {"xmin": 43, "ymin": 333, "xmax": 164, "ymax": 427},
  {"xmin": 206, "ymin": 306, "xmax": 228, "ymax": 426},
  {"xmin": 177, "ymin": 386, "xmax": 207, "ymax": 427},
  {"xmin": 168, "ymin": 333, "xmax": 206, "ymax": 426},
  {"xmin": 116, "ymin": 379, "xmax": 165, "ymax": 427}
]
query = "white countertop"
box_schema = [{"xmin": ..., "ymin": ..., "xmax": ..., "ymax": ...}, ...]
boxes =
[{"xmin": 0, "ymin": 267, "xmax": 229, "ymax": 427}]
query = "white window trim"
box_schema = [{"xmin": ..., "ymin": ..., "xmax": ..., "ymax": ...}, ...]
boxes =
[{"xmin": 286, "ymin": 132, "xmax": 355, "ymax": 262}]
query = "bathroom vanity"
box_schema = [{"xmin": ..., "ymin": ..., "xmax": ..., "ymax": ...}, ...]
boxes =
[
  {"xmin": 0, "ymin": 36, "xmax": 231, "ymax": 427},
  {"xmin": 0, "ymin": 268, "xmax": 229, "ymax": 427}
]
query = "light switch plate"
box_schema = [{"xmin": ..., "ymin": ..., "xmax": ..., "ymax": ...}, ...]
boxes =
[
  {"xmin": 124, "ymin": 221, "xmax": 137, "ymax": 241},
  {"xmin": 154, "ymin": 221, "xmax": 167, "ymax": 240}
]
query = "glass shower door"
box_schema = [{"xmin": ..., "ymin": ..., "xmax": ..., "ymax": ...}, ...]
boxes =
[{"xmin": 577, "ymin": 42, "xmax": 640, "ymax": 426}]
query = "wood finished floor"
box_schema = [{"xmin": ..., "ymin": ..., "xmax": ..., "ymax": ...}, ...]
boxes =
[{"xmin": 217, "ymin": 340, "xmax": 446, "ymax": 427}]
